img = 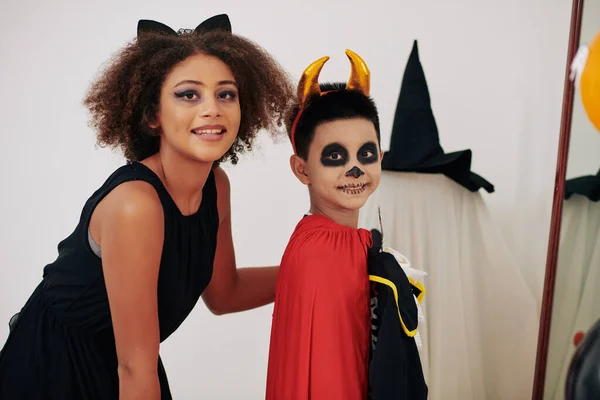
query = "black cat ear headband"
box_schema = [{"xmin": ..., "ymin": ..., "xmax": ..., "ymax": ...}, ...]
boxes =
[{"xmin": 137, "ymin": 14, "xmax": 232, "ymax": 38}]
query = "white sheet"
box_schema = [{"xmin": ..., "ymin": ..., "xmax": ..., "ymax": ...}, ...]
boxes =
[{"xmin": 359, "ymin": 171, "xmax": 539, "ymax": 400}]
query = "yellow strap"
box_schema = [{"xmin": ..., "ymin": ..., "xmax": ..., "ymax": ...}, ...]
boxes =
[
  {"xmin": 369, "ymin": 275, "xmax": 426, "ymax": 337},
  {"xmin": 410, "ymin": 278, "xmax": 426, "ymax": 303}
]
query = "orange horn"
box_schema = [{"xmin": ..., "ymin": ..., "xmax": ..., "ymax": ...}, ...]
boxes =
[
  {"xmin": 297, "ymin": 56, "xmax": 330, "ymax": 108},
  {"xmin": 345, "ymin": 49, "xmax": 370, "ymax": 96}
]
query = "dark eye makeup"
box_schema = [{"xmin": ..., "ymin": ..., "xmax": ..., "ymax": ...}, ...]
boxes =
[
  {"xmin": 320, "ymin": 143, "xmax": 348, "ymax": 167},
  {"xmin": 219, "ymin": 91, "xmax": 238, "ymax": 100},
  {"xmin": 174, "ymin": 89, "xmax": 200, "ymax": 100},
  {"xmin": 357, "ymin": 142, "xmax": 378, "ymax": 164},
  {"xmin": 174, "ymin": 89, "xmax": 238, "ymax": 101}
]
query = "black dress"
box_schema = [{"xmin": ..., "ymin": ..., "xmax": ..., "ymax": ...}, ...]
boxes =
[{"xmin": 0, "ymin": 162, "xmax": 219, "ymax": 399}]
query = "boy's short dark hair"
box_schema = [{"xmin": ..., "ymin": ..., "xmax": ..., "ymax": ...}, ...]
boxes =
[{"xmin": 286, "ymin": 82, "xmax": 381, "ymax": 160}]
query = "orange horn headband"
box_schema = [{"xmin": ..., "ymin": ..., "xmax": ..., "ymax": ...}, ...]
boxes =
[{"xmin": 290, "ymin": 49, "xmax": 371, "ymax": 154}]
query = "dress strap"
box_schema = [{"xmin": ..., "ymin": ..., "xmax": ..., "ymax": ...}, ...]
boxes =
[{"xmin": 78, "ymin": 162, "xmax": 171, "ymax": 230}]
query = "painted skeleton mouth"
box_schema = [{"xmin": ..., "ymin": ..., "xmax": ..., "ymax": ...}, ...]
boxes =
[{"xmin": 336, "ymin": 182, "xmax": 369, "ymax": 195}]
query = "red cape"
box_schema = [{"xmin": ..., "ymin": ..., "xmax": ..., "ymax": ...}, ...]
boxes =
[{"xmin": 266, "ymin": 214, "xmax": 372, "ymax": 400}]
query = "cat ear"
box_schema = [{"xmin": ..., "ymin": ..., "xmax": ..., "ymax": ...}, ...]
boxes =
[
  {"xmin": 137, "ymin": 20, "xmax": 177, "ymax": 38},
  {"xmin": 194, "ymin": 14, "xmax": 232, "ymax": 33}
]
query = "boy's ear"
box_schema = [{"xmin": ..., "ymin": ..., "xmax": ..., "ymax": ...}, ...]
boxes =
[
  {"xmin": 290, "ymin": 155, "xmax": 311, "ymax": 185},
  {"xmin": 380, "ymin": 150, "xmax": 384, "ymax": 163}
]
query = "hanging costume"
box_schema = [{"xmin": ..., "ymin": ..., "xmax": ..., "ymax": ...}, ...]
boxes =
[
  {"xmin": 368, "ymin": 228, "xmax": 428, "ymax": 400},
  {"xmin": 360, "ymin": 41, "xmax": 539, "ymax": 400},
  {"xmin": 265, "ymin": 50, "xmax": 427, "ymax": 400}
]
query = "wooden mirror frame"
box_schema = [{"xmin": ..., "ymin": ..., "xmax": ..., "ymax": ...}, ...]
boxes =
[{"xmin": 531, "ymin": 0, "xmax": 585, "ymax": 398}]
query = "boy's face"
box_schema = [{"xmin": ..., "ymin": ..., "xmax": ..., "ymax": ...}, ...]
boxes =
[{"xmin": 291, "ymin": 117, "xmax": 383, "ymax": 211}]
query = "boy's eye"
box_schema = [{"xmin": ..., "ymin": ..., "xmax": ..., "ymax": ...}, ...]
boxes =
[
  {"xmin": 320, "ymin": 143, "xmax": 349, "ymax": 167},
  {"xmin": 357, "ymin": 142, "xmax": 379, "ymax": 164}
]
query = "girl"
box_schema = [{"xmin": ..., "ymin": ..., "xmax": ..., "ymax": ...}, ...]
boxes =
[{"xmin": 0, "ymin": 14, "xmax": 293, "ymax": 400}]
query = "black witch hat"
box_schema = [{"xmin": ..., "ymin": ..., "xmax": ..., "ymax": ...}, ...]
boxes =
[
  {"xmin": 381, "ymin": 40, "xmax": 494, "ymax": 193},
  {"xmin": 564, "ymin": 166, "xmax": 600, "ymax": 202}
]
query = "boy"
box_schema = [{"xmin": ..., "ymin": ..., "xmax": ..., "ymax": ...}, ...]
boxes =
[
  {"xmin": 265, "ymin": 49, "xmax": 379, "ymax": 400},
  {"xmin": 266, "ymin": 50, "xmax": 427, "ymax": 399}
]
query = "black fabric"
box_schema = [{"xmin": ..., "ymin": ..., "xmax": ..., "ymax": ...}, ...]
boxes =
[
  {"xmin": 381, "ymin": 40, "xmax": 494, "ymax": 193},
  {"xmin": 0, "ymin": 162, "xmax": 219, "ymax": 399},
  {"xmin": 564, "ymin": 167, "xmax": 600, "ymax": 202},
  {"xmin": 367, "ymin": 229, "xmax": 428, "ymax": 400},
  {"xmin": 565, "ymin": 318, "xmax": 600, "ymax": 400}
]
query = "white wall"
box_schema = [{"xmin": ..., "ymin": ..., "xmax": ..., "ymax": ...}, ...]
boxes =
[{"xmin": 0, "ymin": 0, "xmax": 573, "ymax": 398}]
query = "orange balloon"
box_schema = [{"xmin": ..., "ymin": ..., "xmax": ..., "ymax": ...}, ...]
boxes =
[{"xmin": 580, "ymin": 32, "xmax": 600, "ymax": 133}]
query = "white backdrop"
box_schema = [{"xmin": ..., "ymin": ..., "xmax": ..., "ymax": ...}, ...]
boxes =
[{"xmin": 0, "ymin": 0, "xmax": 573, "ymax": 398}]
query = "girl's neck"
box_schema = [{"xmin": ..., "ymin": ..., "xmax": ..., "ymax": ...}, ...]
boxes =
[{"xmin": 143, "ymin": 151, "xmax": 213, "ymax": 215}]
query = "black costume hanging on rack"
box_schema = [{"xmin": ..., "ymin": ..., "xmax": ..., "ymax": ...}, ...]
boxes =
[{"xmin": 368, "ymin": 228, "xmax": 428, "ymax": 400}]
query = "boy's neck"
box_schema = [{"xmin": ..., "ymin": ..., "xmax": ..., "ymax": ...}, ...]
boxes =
[{"xmin": 308, "ymin": 204, "xmax": 359, "ymax": 229}]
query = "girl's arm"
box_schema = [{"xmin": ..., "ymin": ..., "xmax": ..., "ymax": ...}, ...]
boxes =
[
  {"xmin": 91, "ymin": 181, "xmax": 164, "ymax": 399},
  {"xmin": 202, "ymin": 166, "xmax": 279, "ymax": 315}
]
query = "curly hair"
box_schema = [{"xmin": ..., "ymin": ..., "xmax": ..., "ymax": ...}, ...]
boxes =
[{"xmin": 84, "ymin": 30, "xmax": 294, "ymax": 164}]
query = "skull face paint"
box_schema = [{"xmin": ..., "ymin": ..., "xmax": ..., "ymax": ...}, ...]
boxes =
[
  {"xmin": 321, "ymin": 141, "xmax": 379, "ymax": 179},
  {"xmin": 357, "ymin": 142, "xmax": 378, "ymax": 165},
  {"xmin": 303, "ymin": 117, "xmax": 382, "ymax": 212},
  {"xmin": 346, "ymin": 166, "xmax": 365, "ymax": 178},
  {"xmin": 321, "ymin": 143, "xmax": 349, "ymax": 167}
]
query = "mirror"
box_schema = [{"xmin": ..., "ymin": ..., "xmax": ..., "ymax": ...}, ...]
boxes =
[{"xmin": 542, "ymin": 0, "xmax": 600, "ymax": 398}]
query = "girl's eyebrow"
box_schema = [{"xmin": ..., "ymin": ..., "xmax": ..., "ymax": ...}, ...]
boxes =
[{"xmin": 173, "ymin": 79, "xmax": 238, "ymax": 88}]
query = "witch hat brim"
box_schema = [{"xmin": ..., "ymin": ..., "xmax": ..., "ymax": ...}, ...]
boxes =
[
  {"xmin": 381, "ymin": 40, "xmax": 494, "ymax": 193},
  {"xmin": 564, "ymin": 168, "xmax": 600, "ymax": 202},
  {"xmin": 390, "ymin": 149, "xmax": 494, "ymax": 193}
]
